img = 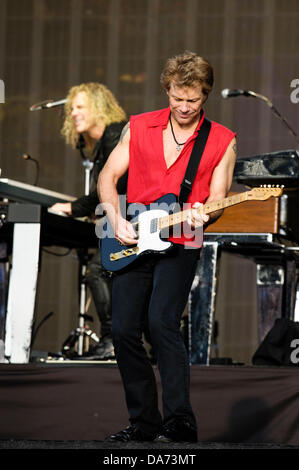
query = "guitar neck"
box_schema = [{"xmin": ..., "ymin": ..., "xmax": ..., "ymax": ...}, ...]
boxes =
[
  {"xmin": 203, "ymin": 191, "xmax": 248, "ymax": 214},
  {"xmin": 159, "ymin": 191, "xmax": 249, "ymax": 230}
]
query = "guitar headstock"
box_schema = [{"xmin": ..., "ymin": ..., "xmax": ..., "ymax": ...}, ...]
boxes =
[{"xmin": 247, "ymin": 185, "xmax": 284, "ymax": 201}]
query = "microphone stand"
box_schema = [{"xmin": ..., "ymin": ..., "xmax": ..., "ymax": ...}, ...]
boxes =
[
  {"xmin": 23, "ymin": 154, "xmax": 40, "ymax": 186},
  {"xmin": 62, "ymin": 135, "xmax": 100, "ymax": 358},
  {"xmin": 248, "ymin": 90, "xmax": 299, "ymax": 144},
  {"xmin": 225, "ymin": 89, "xmax": 299, "ymax": 144},
  {"xmin": 77, "ymin": 136, "xmax": 97, "ymax": 357},
  {"xmin": 28, "ymin": 99, "xmax": 101, "ymax": 357}
]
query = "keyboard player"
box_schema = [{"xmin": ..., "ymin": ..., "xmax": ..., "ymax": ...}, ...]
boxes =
[{"xmin": 50, "ymin": 82, "xmax": 127, "ymax": 360}]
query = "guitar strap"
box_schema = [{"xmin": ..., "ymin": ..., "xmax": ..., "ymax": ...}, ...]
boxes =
[{"xmin": 178, "ymin": 117, "xmax": 211, "ymax": 204}]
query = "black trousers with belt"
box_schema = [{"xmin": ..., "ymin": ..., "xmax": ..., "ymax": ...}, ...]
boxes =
[{"xmin": 111, "ymin": 243, "xmax": 201, "ymax": 435}]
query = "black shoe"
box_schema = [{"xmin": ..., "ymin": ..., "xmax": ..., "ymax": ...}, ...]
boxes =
[
  {"xmin": 154, "ymin": 419, "xmax": 197, "ymax": 443},
  {"xmin": 99, "ymin": 337, "xmax": 115, "ymax": 360},
  {"xmin": 78, "ymin": 338, "xmax": 115, "ymax": 361},
  {"xmin": 106, "ymin": 424, "xmax": 157, "ymax": 442}
]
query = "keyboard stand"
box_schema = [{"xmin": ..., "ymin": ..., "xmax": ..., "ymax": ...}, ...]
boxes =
[{"xmin": 4, "ymin": 205, "xmax": 41, "ymax": 363}]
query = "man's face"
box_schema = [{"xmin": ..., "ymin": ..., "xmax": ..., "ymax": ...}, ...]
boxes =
[
  {"xmin": 167, "ymin": 82, "xmax": 206, "ymax": 127},
  {"xmin": 71, "ymin": 91, "xmax": 97, "ymax": 135}
]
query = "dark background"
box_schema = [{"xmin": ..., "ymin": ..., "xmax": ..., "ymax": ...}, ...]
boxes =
[{"xmin": 0, "ymin": 0, "xmax": 298, "ymax": 363}]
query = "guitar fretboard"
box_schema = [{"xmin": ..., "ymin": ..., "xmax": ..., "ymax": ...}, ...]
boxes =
[{"xmin": 158, "ymin": 191, "xmax": 249, "ymax": 230}]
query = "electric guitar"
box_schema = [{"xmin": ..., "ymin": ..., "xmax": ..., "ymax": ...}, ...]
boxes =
[{"xmin": 101, "ymin": 186, "xmax": 283, "ymax": 272}]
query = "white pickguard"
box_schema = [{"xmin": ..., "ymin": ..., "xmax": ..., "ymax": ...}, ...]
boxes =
[{"xmin": 135, "ymin": 209, "xmax": 172, "ymax": 255}]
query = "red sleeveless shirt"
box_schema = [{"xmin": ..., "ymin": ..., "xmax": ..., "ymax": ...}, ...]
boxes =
[{"xmin": 127, "ymin": 107, "xmax": 236, "ymax": 246}]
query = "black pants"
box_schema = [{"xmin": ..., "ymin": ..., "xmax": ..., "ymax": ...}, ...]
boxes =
[
  {"xmin": 111, "ymin": 244, "xmax": 200, "ymax": 435},
  {"xmin": 85, "ymin": 250, "xmax": 112, "ymax": 340}
]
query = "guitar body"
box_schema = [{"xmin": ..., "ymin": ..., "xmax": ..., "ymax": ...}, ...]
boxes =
[{"xmin": 101, "ymin": 193, "xmax": 178, "ymax": 272}]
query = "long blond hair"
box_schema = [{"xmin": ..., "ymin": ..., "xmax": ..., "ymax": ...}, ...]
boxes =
[{"xmin": 62, "ymin": 82, "xmax": 127, "ymax": 148}]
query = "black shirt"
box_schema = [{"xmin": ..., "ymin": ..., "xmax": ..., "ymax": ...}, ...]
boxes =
[{"xmin": 71, "ymin": 121, "xmax": 127, "ymax": 217}]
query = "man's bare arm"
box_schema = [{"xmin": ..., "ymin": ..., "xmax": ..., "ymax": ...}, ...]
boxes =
[
  {"xmin": 97, "ymin": 123, "xmax": 137, "ymax": 245},
  {"xmin": 204, "ymin": 137, "xmax": 237, "ymax": 225},
  {"xmin": 189, "ymin": 137, "xmax": 237, "ymax": 228}
]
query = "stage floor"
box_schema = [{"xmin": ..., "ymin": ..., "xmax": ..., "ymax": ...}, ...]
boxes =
[{"xmin": 0, "ymin": 363, "xmax": 298, "ymax": 447}]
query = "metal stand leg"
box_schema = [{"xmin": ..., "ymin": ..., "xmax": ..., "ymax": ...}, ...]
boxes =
[
  {"xmin": 256, "ymin": 256, "xmax": 298, "ymax": 343},
  {"xmin": 294, "ymin": 276, "xmax": 299, "ymax": 323},
  {"xmin": 60, "ymin": 157, "xmax": 101, "ymax": 359},
  {"xmin": 0, "ymin": 243, "xmax": 8, "ymax": 363},
  {"xmin": 284, "ymin": 258, "xmax": 298, "ymax": 320},
  {"xmin": 189, "ymin": 241, "xmax": 220, "ymax": 365},
  {"xmin": 77, "ymin": 259, "xmax": 87, "ymax": 356},
  {"xmin": 61, "ymin": 249, "xmax": 100, "ymax": 357},
  {"xmin": 256, "ymin": 264, "xmax": 284, "ymax": 343},
  {"xmin": 0, "ymin": 243, "xmax": 8, "ymax": 341}
]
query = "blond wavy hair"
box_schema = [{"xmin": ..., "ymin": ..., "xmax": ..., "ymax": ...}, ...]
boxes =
[
  {"xmin": 62, "ymin": 82, "xmax": 127, "ymax": 148},
  {"xmin": 160, "ymin": 51, "xmax": 214, "ymax": 97}
]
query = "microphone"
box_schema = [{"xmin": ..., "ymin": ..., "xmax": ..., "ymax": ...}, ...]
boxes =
[
  {"xmin": 221, "ymin": 88, "xmax": 299, "ymax": 144},
  {"xmin": 23, "ymin": 153, "xmax": 37, "ymax": 162},
  {"xmin": 221, "ymin": 89, "xmax": 252, "ymax": 98},
  {"xmin": 23, "ymin": 153, "xmax": 40, "ymax": 186},
  {"xmin": 44, "ymin": 99, "xmax": 67, "ymax": 108},
  {"xmin": 30, "ymin": 98, "xmax": 66, "ymax": 111}
]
